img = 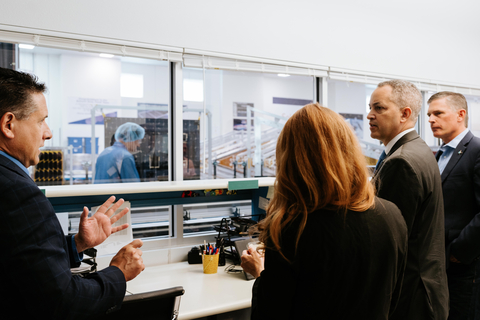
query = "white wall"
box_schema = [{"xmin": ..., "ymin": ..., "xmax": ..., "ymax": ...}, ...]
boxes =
[
  {"xmin": 121, "ymin": 61, "xmax": 170, "ymax": 111},
  {"xmin": 19, "ymin": 51, "xmax": 63, "ymax": 147},
  {"xmin": 60, "ymin": 54, "xmax": 121, "ymax": 151},
  {"xmin": 2, "ymin": 0, "xmax": 480, "ymax": 87}
]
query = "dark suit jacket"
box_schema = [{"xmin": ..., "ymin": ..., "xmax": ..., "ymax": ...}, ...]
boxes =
[
  {"xmin": 373, "ymin": 130, "xmax": 449, "ymax": 320},
  {"xmin": 251, "ymin": 197, "xmax": 408, "ymax": 320},
  {"xmin": 439, "ymin": 131, "xmax": 480, "ymax": 265},
  {"xmin": 0, "ymin": 154, "xmax": 126, "ymax": 319}
]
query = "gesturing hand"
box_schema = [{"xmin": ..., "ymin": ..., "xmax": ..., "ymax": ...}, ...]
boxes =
[
  {"xmin": 240, "ymin": 246, "xmax": 265, "ymax": 279},
  {"xmin": 110, "ymin": 239, "xmax": 145, "ymax": 281},
  {"xmin": 75, "ymin": 196, "xmax": 129, "ymax": 253}
]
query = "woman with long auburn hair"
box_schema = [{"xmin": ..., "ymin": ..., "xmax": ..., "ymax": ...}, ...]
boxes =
[{"xmin": 241, "ymin": 103, "xmax": 408, "ymax": 320}]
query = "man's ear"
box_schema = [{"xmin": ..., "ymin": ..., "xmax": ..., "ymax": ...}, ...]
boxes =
[
  {"xmin": 400, "ymin": 107, "xmax": 412, "ymax": 123},
  {"xmin": 457, "ymin": 109, "xmax": 466, "ymax": 123},
  {"xmin": 0, "ymin": 112, "xmax": 16, "ymax": 139}
]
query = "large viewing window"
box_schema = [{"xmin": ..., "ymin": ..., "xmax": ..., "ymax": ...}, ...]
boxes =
[
  {"xmin": 3, "ymin": 35, "xmax": 479, "ymax": 247},
  {"xmin": 18, "ymin": 45, "xmax": 171, "ymax": 185},
  {"xmin": 182, "ymin": 67, "xmax": 315, "ymax": 180}
]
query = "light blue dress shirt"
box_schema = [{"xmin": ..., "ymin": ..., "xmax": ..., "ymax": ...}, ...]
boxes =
[{"xmin": 437, "ymin": 128, "xmax": 469, "ymax": 175}]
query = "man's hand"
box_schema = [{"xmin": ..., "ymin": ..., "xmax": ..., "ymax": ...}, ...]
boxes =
[
  {"xmin": 75, "ymin": 196, "xmax": 129, "ymax": 253},
  {"xmin": 110, "ymin": 239, "xmax": 145, "ymax": 281},
  {"xmin": 240, "ymin": 247, "xmax": 265, "ymax": 279}
]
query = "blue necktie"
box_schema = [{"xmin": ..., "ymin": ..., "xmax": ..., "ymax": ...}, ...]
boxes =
[
  {"xmin": 437, "ymin": 144, "xmax": 452, "ymax": 174},
  {"xmin": 375, "ymin": 151, "xmax": 387, "ymax": 173},
  {"xmin": 436, "ymin": 144, "xmax": 446, "ymax": 161}
]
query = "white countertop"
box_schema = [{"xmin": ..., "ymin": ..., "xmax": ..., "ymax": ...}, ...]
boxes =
[{"xmin": 126, "ymin": 261, "xmax": 254, "ymax": 320}]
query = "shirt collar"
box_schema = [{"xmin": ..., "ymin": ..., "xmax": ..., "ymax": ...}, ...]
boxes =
[
  {"xmin": 113, "ymin": 141, "xmax": 127, "ymax": 149},
  {"xmin": 385, "ymin": 128, "xmax": 415, "ymax": 155},
  {"xmin": 0, "ymin": 150, "xmax": 30, "ymax": 177},
  {"xmin": 444, "ymin": 128, "xmax": 469, "ymax": 149}
]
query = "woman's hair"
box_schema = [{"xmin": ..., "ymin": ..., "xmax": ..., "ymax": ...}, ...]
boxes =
[{"xmin": 257, "ymin": 103, "xmax": 375, "ymax": 261}]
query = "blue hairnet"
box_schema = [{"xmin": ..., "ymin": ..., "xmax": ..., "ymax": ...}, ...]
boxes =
[{"xmin": 115, "ymin": 122, "xmax": 145, "ymax": 142}]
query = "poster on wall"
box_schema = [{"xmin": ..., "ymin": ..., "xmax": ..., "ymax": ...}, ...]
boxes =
[
  {"xmin": 340, "ymin": 113, "xmax": 363, "ymax": 139},
  {"xmin": 68, "ymin": 97, "xmax": 119, "ymax": 125},
  {"xmin": 233, "ymin": 102, "xmax": 254, "ymax": 118},
  {"xmin": 233, "ymin": 102, "xmax": 254, "ymax": 131}
]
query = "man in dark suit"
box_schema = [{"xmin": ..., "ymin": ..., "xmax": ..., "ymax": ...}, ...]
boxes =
[
  {"xmin": 428, "ymin": 91, "xmax": 480, "ymax": 320},
  {"xmin": 0, "ymin": 67, "xmax": 145, "ymax": 319},
  {"xmin": 368, "ymin": 79, "xmax": 448, "ymax": 319}
]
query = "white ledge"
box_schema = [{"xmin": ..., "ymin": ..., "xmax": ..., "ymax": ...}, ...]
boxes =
[{"xmin": 43, "ymin": 177, "xmax": 276, "ymax": 198}]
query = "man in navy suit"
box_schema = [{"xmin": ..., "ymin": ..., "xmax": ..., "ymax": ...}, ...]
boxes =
[
  {"xmin": 428, "ymin": 91, "xmax": 480, "ymax": 320},
  {"xmin": 0, "ymin": 67, "xmax": 145, "ymax": 319},
  {"xmin": 369, "ymin": 80, "xmax": 448, "ymax": 319}
]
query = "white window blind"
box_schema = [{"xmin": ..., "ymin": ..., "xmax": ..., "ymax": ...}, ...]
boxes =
[
  {"xmin": 183, "ymin": 52, "xmax": 329, "ymax": 77},
  {"xmin": 0, "ymin": 30, "xmax": 183, "ymax": 62},
  {"xmin": 329, "ymin": 67, "xmax": 480, "ymax": 96}
]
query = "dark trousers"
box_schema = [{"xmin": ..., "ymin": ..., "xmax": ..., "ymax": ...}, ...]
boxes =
[{"xmin": 448, "ymin": 258, "xmax": 480, "ymax": 320}]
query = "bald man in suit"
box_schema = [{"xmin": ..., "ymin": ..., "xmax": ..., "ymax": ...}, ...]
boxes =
[{"xmin": 369, "ymin": 80, "xmax": 448, "ymax": 320}]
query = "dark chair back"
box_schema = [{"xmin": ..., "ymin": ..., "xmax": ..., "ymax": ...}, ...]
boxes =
[{"xmin": 100, "ymin": 286, "xmax": 185, "ymax": 320}]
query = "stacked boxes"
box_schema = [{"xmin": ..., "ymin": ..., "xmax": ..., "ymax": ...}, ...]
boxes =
[{"xmin": 34, "ymin": 150, "xmax": 64, "ymax": 186}]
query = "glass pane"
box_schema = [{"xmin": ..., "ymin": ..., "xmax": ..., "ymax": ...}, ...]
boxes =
[
  {"xmin": 182, "ymin": 68, "xmax": 314, "ymax": 180},
  {"xmin": 469, "ymin": 96, "xmax": 480, "ymax": 138},
  {"xmin": 423, "ymin": 91, "xmax": 440, "ymax": 148},
  {"xmin": 66, "ymin": 205, "xmax": 170, "ymax": 240},
  {"xmin": 18, "ymin": 46, "xmax": 170, "ymax": 185},
  {"xmin": 0, "ymin": 42, "xmax": 16, "ymax": 69},
  {"xmin": 183, "ymin": 200, "xmax": 252, "ymax": 237},
  {"xmin": 130, "ymin": 205, "xmax": 170, "ymax": 239},
  {"xmin": 327, "ymin": 79, "xmax": 383, "ymax": 168}
]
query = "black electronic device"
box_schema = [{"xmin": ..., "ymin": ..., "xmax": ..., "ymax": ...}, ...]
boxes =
[
  {"xmin": 187, "ymin": 246, "xmax": 203, "ymax": 264},
  {"xmin": 234, "ymin": 238, "xmax": 256, "ymax": 281}
]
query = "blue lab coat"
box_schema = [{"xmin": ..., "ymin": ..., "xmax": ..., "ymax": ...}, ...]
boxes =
[{"xmin": 94, "ymin": 142, "xmax": 140, "ymax": 183}]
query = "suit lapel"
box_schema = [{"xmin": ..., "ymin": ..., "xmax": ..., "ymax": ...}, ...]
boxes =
[
  {"xmin": 373, "ymin": 130, "xmax": 419, "ymax": 178},
  {"xmin": 441, "ymin": 131, "xmax": 473, "ymax": 183},
  {"xmin": 390, "ymin": 130, "xmax": 419, "ymax": 155}
]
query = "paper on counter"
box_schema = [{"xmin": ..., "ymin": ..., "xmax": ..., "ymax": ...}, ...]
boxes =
[
  {"xmin": 266, "ymin": 186, "xmax": 274, "ymax": 199},
  {"xmin": 258, "ymin": 196, "xmax": 270, "ymax": 211},
  {"xmin": 94, "ymin": 201, "xmax": 132, "ymax": 256}
]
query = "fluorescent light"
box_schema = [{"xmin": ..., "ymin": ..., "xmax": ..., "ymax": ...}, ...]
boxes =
[
  {"xmin": 19, "ymin": 44, "xmax": 35, "ymax": 50},
  {"xmin": 277, "ymin": 73, "xmax": 290, "ymax": 77},
  {"xmin": 121, "ymin": 73, "xmax": 144, "ymax": 98},
  {"xmin": 183, "ymin": 79, "xmax": 204, "ymax": 102},
  {"xmin": 99, "ymin": 53, "xmax": 114, "ymax": 58}
]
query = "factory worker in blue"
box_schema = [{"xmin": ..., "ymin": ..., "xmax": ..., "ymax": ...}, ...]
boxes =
[{"xmin": 94, "ymin": 122, "xmax": 145, "ymax": 184}]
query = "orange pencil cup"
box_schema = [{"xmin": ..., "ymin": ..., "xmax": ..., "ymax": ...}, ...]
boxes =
[{"xmin": 202, "ymin": 254, "xmax": 219, "ymax": 274}]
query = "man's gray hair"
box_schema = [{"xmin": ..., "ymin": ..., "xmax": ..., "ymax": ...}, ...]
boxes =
[
  {"xmin": 378, "ymin": 79, "xmax": 422, "ymax": 123},
  {"xmin": 428, "ymin": 91, "xmax": 468, "ymax": 126}
]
